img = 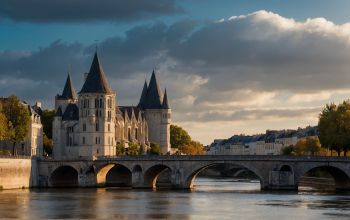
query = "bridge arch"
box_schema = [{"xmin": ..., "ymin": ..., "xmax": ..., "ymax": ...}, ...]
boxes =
[
  {"xmin": 280, "ymin": 165, "xmax": 293, "ymax": 173},
  {"xmin": 185, "ymin": 162, "xmax": 264, "ymax": 189},
  {"xmin": 96, "ymin": 163, "xmax": 132, "ymax": 187},
  {"xmin": 297, "ymin": 165, "xmax": 350, "ymax": 190},
  {"xmin": 49, "ymin": 165, "xmax": 79, "ymax": 187},
  {"xmin": 144, "ymin": 164, "xmax": 172, "ymax": 188}
]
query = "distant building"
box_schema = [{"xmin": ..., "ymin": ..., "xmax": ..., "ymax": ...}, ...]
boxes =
[
  {"xmin": 207, "ymin": 126, "xmax": 318, "ymax": 155},
  {"xmin": 53, "ymin": 52, "xmax": 171, "ymax": 159},
  {"xmin": 0, "ymin": 98, "xmax": 43, "ymax": 157}
]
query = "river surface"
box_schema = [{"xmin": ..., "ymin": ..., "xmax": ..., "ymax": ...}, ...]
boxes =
[{"xmin": 0, "ymin": 177, "xmax": 350, "ymax": 219}]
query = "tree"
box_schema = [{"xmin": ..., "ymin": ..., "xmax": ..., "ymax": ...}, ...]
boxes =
[
  {"xmin": 115, "ymin": 142, "xmax": 125, "ymax": 156},
  {"xmin": 305, "ymin": 137, "xmax": 321, "ymax": 156},
  {"xmin": 282, "ymin": 145, "xmax": 294, "ymax": 155},
  {"xmin": 318, "ymin": 101, "xmax": 350, "ymax": 156},
  {"xmin": 127, "ymin": 142, "xmax": 140, "ymax": 156},
  {"xmin": 43, "ymin": 133, "xmax": 53, "ymax": 156},
  {"xmin": 2, "ymin": 96, "xmax": 30, "ymax": 155},
  {"xmin": 179, "ymin": 141, "xmax": 205, "ymax": 155},
  {"xmin": 41, "ymin": 109, "xmax": 55, "ymax": 139},
  {"xmin": 0, "ymin": 102, "xmax": 10, "ymax": 141},
  {"xmin": 170, "ymin": 125, "xmax": 191, "ymax": 148},
  {"xmin": 149, "ymin": 142, "xmax": 161, "ymax": 155}
]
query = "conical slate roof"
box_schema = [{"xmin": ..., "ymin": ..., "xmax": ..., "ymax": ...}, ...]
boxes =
[
  {"xmin": 143, "ymin": 70, "xmax": 163, "ymax": 109},
  {"xmin": 79, "ymin": 52, "xmax": 113, "ymax": 94},
  {"xmin": 138, "ymin": 80, "xmax": 148, "ymax": 108},
  {"xmin": 58, "ymin": 73, "xmax": 77, "ymax": 100},
  {"xmin": 162, "ymin": 89, "xmax": 170, "ymax": 109}
]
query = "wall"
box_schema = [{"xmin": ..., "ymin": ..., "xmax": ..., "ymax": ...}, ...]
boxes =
[{"xmin": 0, "ymin": 158, "xmax": 38, "ymax": 189}]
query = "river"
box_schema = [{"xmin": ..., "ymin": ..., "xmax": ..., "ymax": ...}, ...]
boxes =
[{"xmin": 0, "ymin": 177, "xmax": 349, "ymax": 219}]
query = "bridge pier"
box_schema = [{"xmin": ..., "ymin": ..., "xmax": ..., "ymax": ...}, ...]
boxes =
[{"xmin": 264, "ymin": 171, "xmax": 297, "ymax": 190}]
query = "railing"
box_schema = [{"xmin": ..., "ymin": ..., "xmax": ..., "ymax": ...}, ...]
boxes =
[{"xmin": 39, "ymin": 154, "xmax": 350, "ymax": 162}]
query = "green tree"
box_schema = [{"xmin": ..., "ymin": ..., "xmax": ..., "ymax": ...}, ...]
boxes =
[
  {"xmin": 43, "ymin": 133, "xmax": 53, "ymax": 156},
  {"xmin": 170, "ymin": 124, "xmax": 191, "ymax": 148},
  {"xmin": 149, "ymin": 142, "xmax": 161, "ymax": 155},
  {"xmin": 2, "ymin": 95, "xmax": 30, "ymax": 155},
  {"xmin": 318, "ymin": 101, "xmax": 350, "ymax": 156},
  {"xmin": 0, "ymin": 102, "xmax": 10, "ymax": 141},
  {"xmin": 115, "ymin": 142, "xmax": 125, "ymax": 156},
  {"xmin": 127, "ymin": 142, "xmax": 140, "ymax": 156},
  {"xmin": 282, "ymin": 145, "xmax": 295, "ymax": 155},
  {"xmin": 41, "ymin": 109, "xmax": 55, "ymax": 139}
]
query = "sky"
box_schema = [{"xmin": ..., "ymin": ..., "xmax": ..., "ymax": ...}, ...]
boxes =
[{"xmin": 2, "ymin": 0, "xmax": 350, "ymax": 145}]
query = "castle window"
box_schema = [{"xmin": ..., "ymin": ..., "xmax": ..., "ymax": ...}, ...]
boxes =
[
  {"xmin": 99, "ymin": 99, "xmax": 103, "ymax": 108},
  {"xmin": 82, "ymin": 136, "xmax": 85, "ymax": 144},
  {"xmin": 95, "ymin": 98, "xmax": 99, "ymax": 108},
  {"xmin": 95, "ymin": 110, "xmax": 98, "ymax": 117},
  {"xmin": 135, "ymin": 128, "xmax": 138, "ymax": 140},
  {"xmin": 108, "ymin": 124, "xmax": 110, "ymax": 132},
  {"xmin": 87, "ymin": 99, "xmax": 90, "ymax": 108},
  {"xmin": 96, "ymin": 123, "xmax": 99, "ymax": 132},
  {"xmin": 69, "ymin": 137, "xmax": 73, "ymax": 146},
  {"xmin": 83, "ymin": 123, "xmax": 86, "ymax": 132},
  {"xmin": 97, "ymin": 148, "xmax": 99, "ymax": 154},
  {"xmin": 96, "ymin": 137, "xmax": 98, "ymax": 144}
]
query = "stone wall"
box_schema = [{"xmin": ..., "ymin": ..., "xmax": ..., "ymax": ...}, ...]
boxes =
[{"xmin": 0, "ymin": 158, "xmax": 38, "ymax": 189}]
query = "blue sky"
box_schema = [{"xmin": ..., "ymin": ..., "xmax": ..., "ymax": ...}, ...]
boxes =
[{"xmin": 2, "ymin": 0, "xmax": 350, "ymax": 144}]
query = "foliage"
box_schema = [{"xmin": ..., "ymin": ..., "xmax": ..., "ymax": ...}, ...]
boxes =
[
  {"xmin": 318, "ymin": 101, "xmax": 350, "ymax": 156},
  {"xmin": 2, "ymin": 95, "xmax": 30, "ymax": 143},
  {"xmin": 282, "ymin": 145, "xmax": 295, "ymax": 156},
  {"xmin": 0, "ymin": 102, "xmax": 10, "ymax": 141},
  {"xmin": 170, "ymin": 124, "xmax": 191, "ymax": 148},
  {"xmin": 115, "ymin": 142, "xmax": 125, "ymax": 156},
  {"xmin": 149, "ymin": 142, "xmax": 161, "ymax": 155},
  {"xmin": 179, "ymin": 141, "xmax": 205, "ymax": 155},
  {"xmin": 127, "ymin": 142, "xmax": 140, "ymax": 156},
  {"xmin": 41, "ymin": 109, "xmax": 55, "ymax": 139},
  {"xmin": 43, "ymin": 133, "xmax": 53, "ymax": 156},
  {"xmin": 284, "ymin": 137, "xmax": 322, "ymax": 156}
]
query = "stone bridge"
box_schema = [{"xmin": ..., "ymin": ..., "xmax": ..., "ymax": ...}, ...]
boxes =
[{"xmin": 37, "ymin": 155, "xmax": 350, "ymax": 190}]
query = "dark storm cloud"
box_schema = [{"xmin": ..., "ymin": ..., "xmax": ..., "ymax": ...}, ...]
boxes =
[
  {"xmin": 0, "ymin": 0, "xmax": 183, "ymax": 23},
  {"xmin": 2, "ymin": 11, "xmax": 350, "ymax": 124}
]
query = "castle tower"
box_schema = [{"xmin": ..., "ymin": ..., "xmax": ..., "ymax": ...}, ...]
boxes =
[
  {"xmin": 53, "ymin": 73, "xmax": 78, "ymax": 159},
  {"xmin": 78, "ymin": 51, "xmax": 116, "ymax": 158},
  {"xmin": 138, "ymin": 70, "xmax": 171, "ymax": 154},
  {"xmin": 54, "ymin": 73, "xmax": 77, "ymax": 112}
]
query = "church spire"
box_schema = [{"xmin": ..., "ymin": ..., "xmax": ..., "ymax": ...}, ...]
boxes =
[
  {"xmin": 60, "ymin": 73, "xmax": 77, "ymax": 100},
  {"xmin": 79, "ymin": 51, "xmax": 113, "ymax": 94},
  {"xmin": 138, "ymin": 80, "xmax": 148, "ymax": 108},
  {"xmin": 162, "ymin": 88, "xmax": 170, "ymax": 109}
]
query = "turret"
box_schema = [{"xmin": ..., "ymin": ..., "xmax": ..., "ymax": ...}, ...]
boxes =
[
  {"xmin": 78, "ymin": 51, "xmax": 116, "ymax": 158},
  {"xmin": 55, "ymin": 73, "xmax": 77, "ymax": 112},
  {"xmin": 139, "ymin": 70, "xmax": 171, "ymax": 154}
]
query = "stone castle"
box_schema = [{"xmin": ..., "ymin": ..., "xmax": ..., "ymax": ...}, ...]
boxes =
[{"xmin": 52, "ymin": 52, "xmax": 171, "ymax": 159}]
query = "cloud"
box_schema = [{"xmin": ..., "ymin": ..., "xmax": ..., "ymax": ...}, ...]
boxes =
[
  {"xmin": 3, "ymin": 10, "xmax": 350, "ymax": 143},
  {"xmin": 0, "ymin": 0, "xmax": 183, "ymax": 23}
]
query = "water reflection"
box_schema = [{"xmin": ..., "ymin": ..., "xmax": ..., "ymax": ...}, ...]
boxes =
[{"xmin": 0, "ymin": 178, "xmax": 349, "ymax": 219}]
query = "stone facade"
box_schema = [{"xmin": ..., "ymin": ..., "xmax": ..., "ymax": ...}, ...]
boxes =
[{"xmin": 53, "ymin": 52, "xmax": 171, "ymax": 159}]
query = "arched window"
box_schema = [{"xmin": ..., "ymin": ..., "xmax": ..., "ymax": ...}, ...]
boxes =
[
  {"xmin": 95, "ymin": 98, "xmax": 99, "ymax": 108},
  {"xmin": 135, "ymin": 128, "xmax": 138, "ymax": 140}
]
